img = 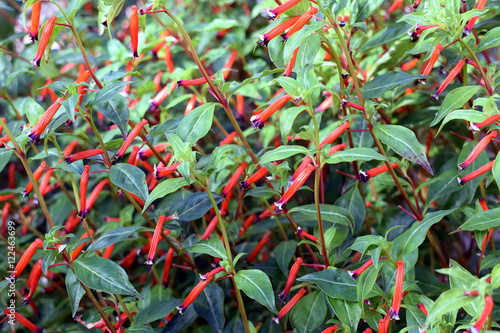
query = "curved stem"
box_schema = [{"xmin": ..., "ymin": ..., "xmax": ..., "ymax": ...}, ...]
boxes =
[
  {"xmin": 86, "ymin": 115, "xmax": 112, "ymax": 167},
  {"xmin": 458, "ymin": 36, "xmax": 493, "ymax": 95},
  {"xmin": 0, "ymin": 118, "xmax": 55, "ymax": 228}
]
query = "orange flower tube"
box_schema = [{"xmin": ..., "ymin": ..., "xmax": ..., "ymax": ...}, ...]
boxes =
[
  {"xmin": 162, "ymin": 247, "xmax": 175, "ymax": 289},
  {"xmin": 359, "ymin": 162, "xmax": 399, "ymax": 183},
  {"xmin": 77, "ymin": 165, "xmax": 91, "ymax": 218},
  {"xmin": 419, "ymin": 43, "xmax": 443, "ymax": 84},
  {"xmin": 266, "ymin": 0, "xmax": 302, "ymax": 20},
  {"xmin": 22, "ymin": 161, "xmax": 46, "ymax": 197},
  {"xmin": 470, "ymin": 114, "xmax": 500, "ymax": 132},
  {"xmin": 458, "ymin": 160, "xmax": 494, "ymax": 185},
  {"xmin": 273, "ymin": 288, "xmax": 307, "ymax": 323},
  {"xmin": 251, "ymin": 94, "xmax": 293, "ymax": 129},
  {"xmin": 281, "ymin": 7, "xmax": 319, "ymax": 42},
  {"xmin": 240, "ymin": 162, "xmax": 278, "ymax": 188},
  {"xmin": 29, "ymin": 1, "xmax": 42, "ymax": 43},
  {"xmin": 64, "ymin": 148, "xmax": 104, "ymax": 164},
  {"xmin": 27, "ymin": 97, "xmax": 64, "ymax": 143},
  {"xmin": 278, "ymin": 257, "xmax": 303, "ymax": 301},
  {"xmin": 32, "ymin": 15, "xmax": 57, "ymax": 69},
  {"xmin": 130, "ymin": 5, "xmax": 139, "ymax": 58},
  {"xmin": 177, "ymin": 276, "xmax": 213, "ymax": 314},
  {"xmin": 276, "ymin": 163, "xmax": 315, "ymax": 210},
  {"xmin": 11, "ymin": 238, "xmax": 43, "ymax": 279},
  {"xmin": 458, "ymin": 131, "xmax": 497, "ymax": 171},
  {"xmin": 257, "ymin": 16, "xmax": 301, "ymax": 46},
  {"xmin": 22, "ymin": 258, "xmax": 43, "ymax": 305},
  {"xmin": 221, "ymin": 161, "xmax": 248, "ymax": 196},
  {"xmin": 115, "ymin": 119, "xmax": 148, "ymax": 162},
  {"xmin": 390, "ymin": 260, "xmax": 405, "ymax": 319},
  {"xmin": 319, "ymin": 121, "xmax": 351, "ymax": 149},
  {"xmin": 432, "ymin": 60, "xmax": 465, "ymax": 100}
]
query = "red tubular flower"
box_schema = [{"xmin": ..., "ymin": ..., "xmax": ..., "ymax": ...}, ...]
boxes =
[
  {"xmin": 103, "ymin": 244, "xmax": 114, "ymax": 259},
  {"xmin": 201, "ymin": 216, "xmax": 219, "ymax": 240},
  {"xmin": 64, "ymin": 211, "xmax": 79, "ymax": 233},
  {"xmin": 296, "ymin": 226, "xmax": 319, "ymax": 242},
  {"xmin": 390, "ymin": 260, "xmax": 405, "ymax": 320},
  {"xmin": 139, "ymin": 143, "xmax": 169, "ymax": 160},
  {"xmin": 328, "ymin": 143, "xmax": 347, "ymax": 155},
  {"xmin": 257, "ymin": 16, "xmax": 300, "ymax": 46},
  {"xmin": 120, "ymin": 249, "xmax": 138, "ymax": 267},
  {"xmin": 130, "ymin": 5, "xmax": 139, "ymax": 58},
  {"xmin": 164, "ymin": 44, "xmax": 175, "ymax": 74},
  {"xmin": 378, "ymin": 315, "xmax": 390, "ymax": 333},
  {"xmin": 146, "ymin": 215, "xmax": 176, "ymax": 269},
  {"xmin": 281, "ymin": 7, "xmax": 319, "ymax": 42},
  {"xmin": 458, "ymin": 131, "xmax": 497, "ymax": 171},
  {"xmin": 470, "ymin": 114, "xmax": 500, "ymax": 132},
  {"xmin": 432, "ymin": 60, "xmax": 465, "ymax": 100},
  {"xmin": 247, "ymin": 231, "xmax": 272, "ymax": 262},
  {"xmin": 32, "ymin": 15, "xmax": 57, "ymax": 69},
  {"xmin": 470, "ymin": 295, "xmax": 493, "ymax": 333},
  {"xmin": 349, "ymin": 258, "xmax": 374, "ymax": 279},
  {"xmin": 463, "ymin": 0, "xmax": 488, "ymax": 37},
  {"xmin": 277, "ymin": 163, "xmax": 315, "ymax": 211},
  {"xmin": 185, "ymin": 94, "xmax": 197, "ymax": 115},
  {"xmin": 139, "ymin": 4, "xmax": 153, "ymax": 15},
  {"xmin": 259, "ymin": 203, "xmax": 277, "ymax": 219},
  {"xmin": 2, "ymin": 202, "xmax": 10, "ymax": 235},
  {"xmin": 29, "ymin": 1, "xmax": 42, "ymax": 43},
  {"xmin": 71, "ymin": 230, "xmax": 94, "ymax": 260},
  {"xmin": 39, "ymin": 169, "xmax": 54, "ymax": 196},
  {"xmin": 220, "ymin": 131, "xmax": 238, "ymax": 146},
  {"xmin": 22, "ymin": 161, "xmax": 46, "ymax": 197},
  {"xmin": 418, "ymin": 302, "xmax": 428, "ymax": 315},
  {"xmin": 419, "ymin": 43, "xmax": 443, "ymax": 84},
  {"xmin": 27, "ymin": 97, "xmax": 65, "ymax": 143},
  {"xmin": 128, "ymin": 146, "xmax": 140, "ymax": 165},
  {"xmin": 251, "ymin": 94, "xmax": 293, "ymax": 129},
  {"xmin": 77, "ymin": 165, "xmax": 91, "ymax": 218},
  {"xmin": 222, "ymin": 49, "xmax": 238, "ymax": 79},
  {"xmin": 359, "ymin": 162, "xmax": 399, "ymax": 183},
  {"xmin": 402, "ymin": 58, "xmax": 419, "ymax": 71},
  {"xmin": 266, "ymin": 0, "xmax": 301, "ymax": 20},
  {"xmin": 220, "ymin": 191, "xmax": 232, "ymax": 216},
  {"xmin": 284, "ymin": 47, "xmax": 299, "ymax": 77},
  {"xmin": 221, "ymin": 161, "xmax": 248, "ymax": 196},
  {"xmin": 411, "ymin": 0, "xmax": 422, "ymax": 11},
  {"xmin": 458, "ymin": 160, "xmax": 494, "ymax": 185},
  {"xmin": 177, "ymin": 77, "xmax": 214, "ymax": 87},
  {"xmin": 342, "ymin": 99, "xmax": 365, "ymax": 111},
  {"xmin": 239, "ymin": 214, "xmax": 257, "ymax": 235},
  {"xmin": 177, "ymin": 276, "xmax": 213, "ymax": 314},
  {"xmin": 273, "ymin": 288, "xmax": 307, "ymax": 323},
  {"xmin": 63, "ymin": 140, "xmax": 80, "ymax": 158},
  {"xmin": 387, "ymin": 0, "xmax": 404, "ymax": 14},
  {"xmin": 319, "ymin": 121, "xmax": 351, "ymax": 149},
  {"xmin": 201, "ymin": 266, "xmax": 227, "ymax": 281},
  {"xmin": 22, "ymin": 258, "xmax": 43, "ymax": 305},
  {"xmin": 0, "ymin": 135, "xmax": 11, "ymax": 147},
  {"xmin": 11, "ymin": 238, "xmax": 43, "ymax": 279},
  {"xmin": 413, "ymin": 24, "xmax": 440, "ymax": 35},
  {"xmin": 152, "ymin": 31, "xmax": 170, "ymax": 56},
  {"xmin": 316, "ymin": 95, "xmax": 333, "ymax": 113},
  {"xmin": 321, "ymin": 325, "xmax": 339, "ymax": 333},
  {"xmin": 162, "ymin": 247, "xmax": 175, "ymax": 289},
  {"xmin": 240, "ymin": 162, "xmax": 278, "ymax": 188},
  {"xmin": 237, "ymin": 94, "xmax": 244, "ymax": 116},
  {"xmin": 75, "ymin": 69, "xmax": 93, "ymax": 84},
  {"xmin": 115, "ymin": 119, "xmax": 148, "ymax": 162},
  {"xmin": 2, "ymin": 308, "xmax": 44, "ymax": 333},
  {"xmin": 291, "ymin": 158, "xmax": 313, "ymax": 184},
  {"xmin": 154, "ymin": 162, "xmax": 181, "ymax": 180},
  {"xmin": 278, "ymin": 257, "xmax": 303, "ymax": 301},
  {"xmin": 362, "ymin": 329, "xmax": 372, "ymax": 333},
  {"xmin": 154, "ymin": 71, "xmax": 163, "ymax": 92},
  {"xmin": 85, "ymin": 179, "xmax": 109, "ymax": 215},
  {"xmin": 64, "ymin": 148, "xmax": 104, "ymax": 164}
]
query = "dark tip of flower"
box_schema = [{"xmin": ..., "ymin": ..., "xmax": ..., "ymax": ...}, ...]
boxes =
[
  {"xmin": 341, "ymin": 72, "xmax": 349, "ymax": 79},
  {"xmin": 278, "ymin": 291, "xmax": 286, "ymax": 302},
  {"xmin": 177, "ymin": 305, "xmax": 186, "ymax": 314},
  {"xmin": 147, "ymin": 102, "xmax": 159, "ymax": 113},
  {"xmin": 266, "ymin": 9, "xmax": 277, "ymax": 21},
  {"xmin": 275, "ymin": 200, "xmax": 284, "ymax": 211},
  {"xmin": 114, "ymin": 154, "xmax": 123, "ymax": 163},
  {"xmin": 250, "ymin": 116, "xmax": 264, "ymax": 130},
  {"xmin": 363, "ymin": 298, "xmax": 371, "ymax": 305},
  {"xmin": 117, "ymin": 189, "xmax": 124, "ymax": 199},
  {"xmin": 36, "ymin": 329, "xmax": 45, "ymax": 333},
  {"xmin": 458, "ymin": 163, "xmax": 467, "ymax": 171},
  {"xmin": 430, "ymin": 94, "xmax": 439, "ymax": 101},
  {"xmin": 21, "ymin": 297, "xmax": 30, "ymax": 306},
  {"xmin": 21, "ymin": 190, "xmax": 29, "ymax": 197},
  {"xmin": 281, "ymin": 34, "xmax": 289, "ymax": 42},
  {"xmin": 296, "ymin": 227, "xmax": 303, "ymax": 235},
  {"xmin": 177, "ymin": 80, "xmax": 184, "ymax": 87},
  {"xmin": 339, "ymin": 21, "xmax": 346, "ymax": 27},
  {"xmin": 348, "ymin": 270, "xmax": 359, "ymax": 279},
  {"xmin": 418, "ymin": 79, "xmax": 427, "ymax": 85},
  {"xmin": 29, "ymin": 32, "xmax": 38, "ymax": 44},
  {"xmin": 457, "ymin": 177, "xmax": 464, "ymax": 186},
  {"xmin": 257, "ymin": 35, "xmax": 269, "ymax": 47},
  {"xmin": 200, "ymin": 274, "xmax": 208, "ymax": 281},
  {"xmin": 65, "ymin": 120, "xmax": 73, "ymax": 129},
  {"xmin": 390, "ymin": 310, "xmax": 400, "ymax": 320},
  {"xmin": 63, "ymin": 157, "xmax": 72, "ymax": 164},
  {"xmin": 145, "ymin": 260, "xmax": 153, "ymax": 270},
  {"xmin": 76, "ymin": 210, "xmax": 87, "ymax": 219},
  {"xmin": 239, "ymin": 180, "xmax": 249, "ymax": 189},
  {"xmin": 462, "ymin": 29, "xmax": 471, "ymax": 38},
  {"xmin": 272, "ymin": 316, "xmax": 280, "ymax": 324},
  {"xmin": 32, "ymin": 57, "xmax": 41, "ymax": 70},
  {"xmin": 358, "ymin": 171, "xmax": 369, "ymax": 183},
  {"xmin": 133, "ymin": 51, "xmax": 139, "ymax": 58},
  {"xmin": 470, "ymin": 123, "xmax": 480, "ymax": 132},
  {"xmin": 102, "ymin": 20, "xmax": 108, "ymax": 27}
]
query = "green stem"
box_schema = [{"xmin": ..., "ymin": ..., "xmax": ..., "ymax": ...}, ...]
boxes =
[
  {"xmin": 0, "ymin": 118, "xmax": 55, "ymax": 228},
  {"xmin": 458, "ymin": 36, "xmax": 493, "ymax": 95},
  {"xmin": 309, "ymin": 111, "xmax": 329, "ymax": 268},
  {"xmin": 86, "ymin": 115, "xmax": 112, "ymax": 167}
]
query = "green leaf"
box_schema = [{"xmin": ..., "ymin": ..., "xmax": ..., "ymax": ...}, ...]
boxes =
[
  {"xmin": 436, "ymin": 109, "xmax": 488, "ymax": 136},
  {"xmin": 273, "ymin": 240, "xmax": 298, "ymax": 275},
  {"xmin": 277, "ymin": 77, "xmax": 301, "ymax": 99},
  {"xmin": 193, "ymin": 282, "xmax": 225, "ymax": 333},
  {"xmin": 259, "ymin": 145, "xmax": 311, "ymax": 164},
  {"xmin": 324, "ymin": 148, "xmax": 388, "ymax": 164},
  {"xmin": 60, "ymin": 94, "xmax": 79, "ymax": 124},
  {"xmin": 327, "ymin": 298, "xmax": 361, "ymax": 331},
  {"xmin": 234, "ymin": 269, "xmax": 278, "ymax": 314},
  {"xmin": 492, "ymin": 152, "xmax": 500, "ymax": 193},
  {"xmin": 373, "ymin": 124, "xmax": 433, "ymax": 174},
  {"xmin": 430, "ymin": 86, "xmax": 481, "ymax": 126},
  {"xmin": 95, "ymin": 95, "xmax": 130, "ymax": 138},
  {"xmin": 457, "ymin": 208, "xmax": 500, "ymax": 231},
  {"xmin": 25, "ymin": 98, "xmax": 45, "ymax": 125},
  {"xmin": 290, "ymin": 204, "xmax": 355, "ymax": 232},
  {"xmin": 176, "ymin": 103, "xmax": 216, "ymax": 144},
  {"xmin": 290, "ymin": 290, "xmax": 327, "ymax": 333},
  {"xmin": 294, "ymin": 34, "xmax": 321, "ymax": 73},
  {"xmin": 86, "ymin": 226, "xmax": 144, "ymax": 253},
  {"xmin": 65, "ymin": 270, "xmax": 85, "ymax": 318},
  {"xmin": 134, "ymin": 299, "xmax": 182, "ymax": 325},
  {"xmin": 73, "ymin": 257, "xmax": 139, "ymax": 296},
  {"xmin": 356, "ymin": 0, "xmax": 384, "ymax": 21},
  {"xmin": 298, "ymin": 268, "xmax": 357, "ymax": 301},
  {"xmin": 280, "ymin": 106, "xmax": 307, "ymax": 144},
  {"xmin": 490, "ymin": 263, "xmax": 500, "ymax": 289},
  {"xmin": 93, "ymin": 81, "xmax": 130, "ymax": 108},
  {"xmin": 394, "ymin": 209, "xmax": 456, "ymax": 257},
  {"xmin": 361, "ymin": 72, "xmax": 426, "ymax": 99},
  {"xmin": 170, "ymin": 192, "xmax": 223, "ymax": 221},
  {"xmin": 283, "ymin": 22, "xmax": 325, "ymax": 62},
  {"xmin": 244, "ymin": 187, "xmax": 281, "ymax": 198},
  {"xmin": 110, "ymin": 164, "xmax": 148, "ymax": 203},
  {"xmin": 335, "ymin": 187, "xmax": 365, "ymax": 233},
  {"xmin": 360, "ymin": 22, "xmax": 411, "ymax": 51},
  {"xmin": 143, "ymin": 178, "xmax": 193, "ymax": 213},
  {"xmin": 425, "ymin": 288, "xmax": 474, "ymax": 326},
  {"xmin": 227, "ymin": 68, "xmax": 284, "ymax": 96},
  {"xmin": 188, "ymin": 239, "xmax": 227, "ymax": 260},
  {"xmin": 476, "ymin": 26, "xmax": 500, "ymax": 52},
  {"xmin": 0, "ymin": 149, "xmax": 12, "ymax": 173}
]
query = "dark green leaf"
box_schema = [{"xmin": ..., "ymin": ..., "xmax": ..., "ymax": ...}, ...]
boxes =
[
  {"xmin": 86, "ymin": 226, "xmax": 144, "ymax": 252},
  {"xmin": 273, "ymin": 240, "xmax": 298, "ymax": 275},
  {"xmin": 176, "ymin": 103, "xmax": 216, "ymax": 144},
  {"xmin": 134, "ymin": 299, "xmax": 182, "ymax": 325},
  {"xmin": 324, "ymin": 148, "xmax": 388, "ymax": 164},
  {"xmin": 298, "ymin": 268, "xmax": 357, "ymax": 301},
  {"xmin": 361, "ymin": 72, "xmax": 426, "ymax": 99},
  {"xmin": 188, "ymin": 239, "xmax": 227, "ymax": 259},
  {"xmin": 110, "ymin": 164, "xmax": 148, "ymax": 203},
  {"xmin": 290, "ymin": 204, "xmax": 355, "ymax": 232},
  {"xmin": 234, "ymin": 269, "xmax": 278, "ymax": 314},
  {"xmin": 143, "ymin": 178, "xmax": 193, "ymax": 213},
  {"xmin": 476, "ymin": 26, "xmax": 500, "ymax": 52},
  {"xmin": 457, "ymin": 208, "xmax": 500, "ymax": 231},
  {"xmin": 430, "ymin": 86, "xmax": 481, "ymax": 126},
  {"xmin": 260, "ymin": 145, "xmax": 311, "ymax": 164},
  {"xmin": 290, "ymin": 290, "xmax": 327, "ymax": 333},
  {"xmin": 0, "ymin": 149, "xmax": 12, "ymax": 173},
  {"xmin": 65, "ymin": 270, "xmax": 85, "ymax": 318},
  {"xmin": 95, "ymin": 95, "xmax": 130, "ymax": 138},
  {"xmin": 193, "ymin": 282, "xmax": 225, "ymax": 333}
]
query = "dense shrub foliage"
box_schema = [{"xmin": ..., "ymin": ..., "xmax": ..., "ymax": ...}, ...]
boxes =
[{"xmin": 1, "ymin": 0, "xmax": 500, "ymax": 332}]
